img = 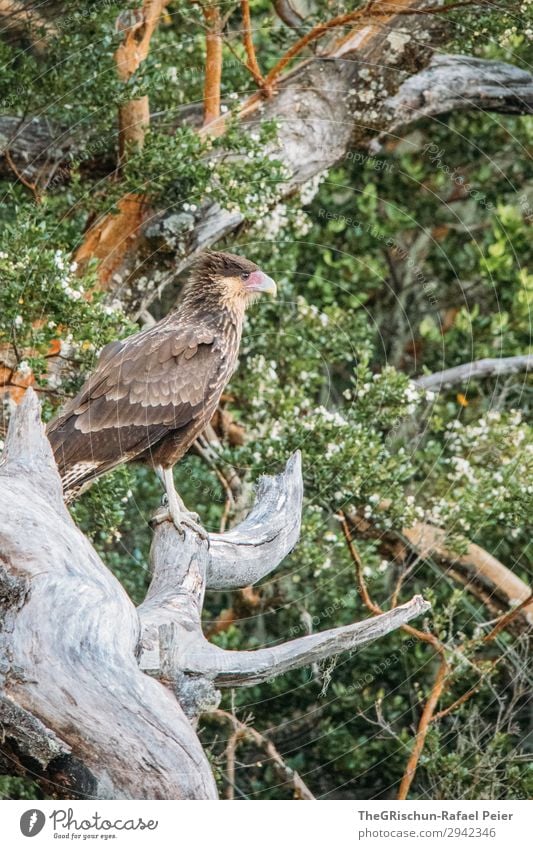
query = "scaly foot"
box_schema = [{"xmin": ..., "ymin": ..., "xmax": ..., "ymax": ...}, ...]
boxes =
[{"xmin": 160, "ymin": 495, "xmax": 208, "ymax": 540}]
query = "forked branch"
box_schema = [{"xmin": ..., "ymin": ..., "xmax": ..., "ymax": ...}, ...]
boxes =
[{"xmin": 137, "ymin": 452, "xmax": 429, "ymax": 715}]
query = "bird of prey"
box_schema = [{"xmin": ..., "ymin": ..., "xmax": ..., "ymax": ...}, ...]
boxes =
[{"xmin": 47, "ymin": 251, "xmax": 277, "ymax": 533}]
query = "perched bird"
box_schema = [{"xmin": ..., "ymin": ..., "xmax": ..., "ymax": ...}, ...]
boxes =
[{"xmin": 47, "ymin": 251, "xmax": 277, "ymax": 533}]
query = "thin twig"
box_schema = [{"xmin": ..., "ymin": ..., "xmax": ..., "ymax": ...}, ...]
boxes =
[
  {"xmin": 209, "ymin": 709, "xmax": 316, "ymax": 799},
  {"xmin": 5, "ymin": 148, "xmax": 41, "ymax": 202},
  {"xmin": 431, "ymin": 681, "xmax": 482, "ymax": 722},
  {"xmin": 483, "ymin": 592, "xmax": 533, "ymax": 643},
  {"xmin": 338, "ymin": 512, "xmax": 380, "ymax": 615}
]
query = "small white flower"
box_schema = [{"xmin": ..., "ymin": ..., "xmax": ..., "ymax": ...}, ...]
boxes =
[
  {"xmin": 54, "ymin": 249, "xmax": 65, "ymax": 270},
  {"xmin": 17, "ymin": 360, "xmax": 32, "ymax": 377}
]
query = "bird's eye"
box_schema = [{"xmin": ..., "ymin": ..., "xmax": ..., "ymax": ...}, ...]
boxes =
[{"xmin": 241, "ymin": 272, "xmax": 250, "ymax": 281}]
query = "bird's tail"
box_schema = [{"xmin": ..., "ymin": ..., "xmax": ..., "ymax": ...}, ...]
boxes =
[
  {"xmin": 59, "ymin": 462, "xmax": 100, "ymax": 502},
  {"xmin": 46, "ymin": 416, "xmax": 104, "ymax": 502}
]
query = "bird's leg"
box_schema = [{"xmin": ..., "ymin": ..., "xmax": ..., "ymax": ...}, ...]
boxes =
[{"xmin": 156, "ymin": 466, "xmax": 208, "ymax": 539}]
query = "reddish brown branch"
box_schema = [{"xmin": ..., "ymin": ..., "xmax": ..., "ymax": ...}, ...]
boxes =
[
  {"xmin": 263, "ymin": 0, "xmax": 481, "ymax": 90},
  {"xmin": 263, "ymin": 5, "xmax": 369, "ymax": 87},
  {"xmin": 397, "ymin": 654, "xmax": 448, "ymax": 799},
  {"xmin": 339, "ymin": 510, "xmax": 449, "ymax": 799},
  {"xmin": 203, "ymin": 4, "xmax": 223, "ymax": 125},
  {"xmin": 240, "ymin": 0, "xmax": 265, "ymax": 87},
  {"xmin": 115, "ymin": 0, "xmax": 170, "ymax": 159},
  {"xmin": 74, "ymin": 2, "xmax": 168, "ymax": 282},
  {"xmin": 339, "ymin": 512, "xmax": 382, "ymax": 616}
]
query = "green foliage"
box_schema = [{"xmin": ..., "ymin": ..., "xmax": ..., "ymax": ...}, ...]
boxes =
[
  {"xmin": 0, "ymin": 776, "xmax": 41, "ymax": 801},
  {"xmin": 0, "ymin": 196, "xmax": 135, "ymax": 435},
  {"xmin": 120, "ymin": 117, "xmax": 283, "ymax": 215}
]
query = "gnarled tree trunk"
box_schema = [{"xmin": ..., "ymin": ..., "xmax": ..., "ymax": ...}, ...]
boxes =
[{"xmin": 0, "ymin": 390, "xmax": 429, "ymax": 799}]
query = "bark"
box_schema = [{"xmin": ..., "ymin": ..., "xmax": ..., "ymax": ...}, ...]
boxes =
[
  {"xmin": 202, "ymin": 4, "xmax": 223, "ymax": 125},
  {"xmin": 240, "ymin": 0, "xmax": 264, "ymax": 87},
  {"xmin": 115, "ymin": 1, "xmax": 169, "ymax": 159},
  {"xmin": 385, "ymin": 53, "xmax": 533, "ymax": 133},
  {"xmin": 0, "ymin": 389, "xmax": 429, "ymax": 798},
  {"xmin": 73, "ymin": 2, "xmax": 169, "ymax": 282}
]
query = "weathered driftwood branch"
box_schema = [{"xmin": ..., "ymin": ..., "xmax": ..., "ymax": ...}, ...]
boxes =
[
  {"xmin": 0, "ymin": 390, "xmax": 429, "ymax": 796},
  {"xmin": 385, "ymin": 54, "xmax": 533, "ymax": 133},
  {"xmin": 414, "ymin": 354, "xmax": 533, "ymax": 391},
  {"xmin": 0, "ymin": 390, "xmax": 216, "ymax": 799},
  {"xmin": 137, "ymin": 453, "xmax": 428, "ymax": 712},
  {"xmin": 207, "ymin": 450, "xmax": 303, "ymax": 589},
  {"xmin": 4, "ymin": 52, "xmax": 532, "ymax": 187},
  {"xmin": 189, "ymin": 596, "xmax": 430, "ymax": 689}
]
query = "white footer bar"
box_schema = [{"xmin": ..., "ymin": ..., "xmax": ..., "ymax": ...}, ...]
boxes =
[{"xmin": 2, "ymin": 799, "xmax": 530, "ymax": 848}]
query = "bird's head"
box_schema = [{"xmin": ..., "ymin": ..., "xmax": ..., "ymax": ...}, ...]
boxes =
[{"xmin": 190, "ymin": 251, "xmax": 277, "ymax": 311}]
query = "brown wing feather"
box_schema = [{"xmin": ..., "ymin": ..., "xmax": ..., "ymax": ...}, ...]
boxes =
[{"xmin": 47, "ymin": 318, "xmax": 235, "ymax": 493}]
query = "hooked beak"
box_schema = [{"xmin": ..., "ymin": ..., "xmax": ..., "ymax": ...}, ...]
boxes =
[{"xmin": 245, "ymin": 270, "xmax": 277, "ymax": 297}]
